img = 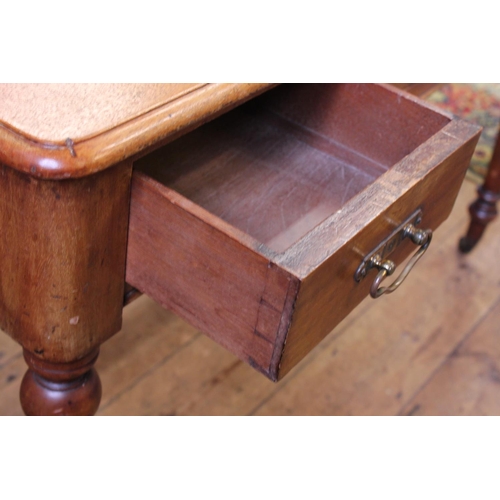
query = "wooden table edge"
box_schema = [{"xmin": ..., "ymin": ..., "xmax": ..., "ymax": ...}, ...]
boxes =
[{"xmin": 0, "ymin": 83, "xmax": 277, "ymax": 180}]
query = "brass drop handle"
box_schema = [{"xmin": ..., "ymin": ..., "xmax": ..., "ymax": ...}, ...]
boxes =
[{"xmin": 369, "ymin": 224, "xmax": 432, "ymax": 298}]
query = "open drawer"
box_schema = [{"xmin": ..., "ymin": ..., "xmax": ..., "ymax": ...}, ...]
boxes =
[{"xmin": 126, "ymin": 84, "xmax": 481, "ymax": 381}]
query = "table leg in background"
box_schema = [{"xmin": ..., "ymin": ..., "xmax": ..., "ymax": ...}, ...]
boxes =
[{"xmin": 459, "ymin": 132, "xmax": 500, "ymax": 252}]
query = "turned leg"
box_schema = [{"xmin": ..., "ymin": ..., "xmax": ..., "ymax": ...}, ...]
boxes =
[
  {"xmin": 459, "ymin": 130, "xmax": 500, "ymax": 252},
  {"xmin": 20, "ymin": 349, "xmax": 101, "ymax": 416},
  {"xmin": 0, "ymin": 162, "xmax": 132, "ymax": 415}
]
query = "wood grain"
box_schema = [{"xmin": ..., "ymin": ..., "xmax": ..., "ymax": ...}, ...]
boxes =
[
  {"xmin": 0, "ymin": 83, "xmax": 276, "ymax": 179},
  {"xmin": 400, "ymin": 289, "xmax": 500, "ymax": 415},
  {"xmin": 0, "ymin": 161, "xmax": 132, "ymax": 363},
  {"xmin": 96, "ymin": 295, "xmax": 201, "ymax": 411}
]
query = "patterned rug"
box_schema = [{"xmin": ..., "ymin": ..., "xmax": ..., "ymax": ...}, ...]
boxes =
[{"xmin": 426, "ymin": 83, "xmax": 500, "ymax": 184}]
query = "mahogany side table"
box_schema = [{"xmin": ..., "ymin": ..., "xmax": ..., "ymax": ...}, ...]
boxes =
[{"xmin": 0, "ymin": 84, "xmax": 480, "ymax": 415}]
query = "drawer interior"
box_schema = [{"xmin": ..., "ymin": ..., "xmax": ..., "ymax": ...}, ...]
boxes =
[
  {"xmin": 129, "ymin": 83, "xmax": 480, "ymax": 381},
  {"xmin": 135, "ymin": 84, "xmax": 451, "ymax": 253}
]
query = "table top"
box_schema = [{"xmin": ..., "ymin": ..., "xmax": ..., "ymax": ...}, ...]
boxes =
[
  {"xmin": 0, "ymin": 84, "xmax": 204, "ymax": 143},
  {"xmin": 0, "ymin": 83, "xmax": 275, "ymax": 179}
]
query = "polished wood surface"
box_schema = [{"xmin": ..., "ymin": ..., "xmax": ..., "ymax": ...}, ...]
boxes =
[
  {"xmin": 20, "ymin": 348, "xmax": 101, "ymax": 416},
  {"xmin": 2, "ymin": 180, "xmax": 498, "ymax": 415},
  {"xmin": 0, "ymin": 162, "xmax": 132, "ymax": 363},
  {"xmin": 130, "ymin": 84, "xmax": 480, "ymax": 380},
  {"xmin": 0, "ymin": 83, "xmax": 275, "ymax": 179}
]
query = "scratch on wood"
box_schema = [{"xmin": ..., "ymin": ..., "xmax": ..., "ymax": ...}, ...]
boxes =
[
  {"xmin": 69, "ymin": 316, "xmax": 79, "ymax": 325},
  {"xmin": 442, "ymin": 130, "xmax": 460, "ymax": 141},
  {"xmin": 253, "ymin": 329, "xmax": 274, "ymax": 344},
  {"xmin": 65, "ymin": 138, "xmax": 77, "ymax": 157}
]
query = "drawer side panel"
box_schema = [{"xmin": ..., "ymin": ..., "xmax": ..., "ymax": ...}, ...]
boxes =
[{"xmin": 126, "ymin": 173, "xmax": 298, "ymax": 380}]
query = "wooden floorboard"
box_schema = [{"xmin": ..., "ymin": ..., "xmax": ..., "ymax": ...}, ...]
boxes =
[
  {"xmin": 400, "ymin": 297, "xmax": 500, "ymax": 415},
  {"xmin": 1, "ymin": 179, "xmax": 500, "ymax": 416}
]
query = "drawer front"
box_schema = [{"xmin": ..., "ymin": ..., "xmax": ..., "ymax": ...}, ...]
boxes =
[
  {"xmin": 276, "ymin": 121, "xmax": 479, "ymax": 378},
  {"xmin": 126, "ymin": 84, "xmax": 481, "ymax": 381}
]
